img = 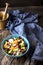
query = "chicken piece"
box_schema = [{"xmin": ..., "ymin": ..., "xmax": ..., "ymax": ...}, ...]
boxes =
[
  {"xmin": 4, "ymin": 41, "xmax": 10, "ymax": 49},
  {"xmin": 17, "ymin": 39, "xmax": 22, "ymax": 43},
  {"xmin": 21, "ymin": 47, "xmax": 26, "ymax": 53},
  {"xmin": 12, "ymin": 44, "xmax": 17, "ymax": 47},
  {"xmin": 10, "ymin": 46, "xmax": 19, "ymax": 52},
  {"xmin": 21, "ymin": 49, "xmax": 26, "ymax": 53}
]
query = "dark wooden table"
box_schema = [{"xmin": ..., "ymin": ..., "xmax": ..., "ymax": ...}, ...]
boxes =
[{"xmin": 0, "ymin": 6, "xmax": 43, "ymax": 65}]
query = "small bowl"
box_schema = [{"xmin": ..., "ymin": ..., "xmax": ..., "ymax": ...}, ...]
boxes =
[
  {"xmin": 1, "ymin": 34, "xmax": 30, "ymax": 58},
  {"xmin": 0, "ymin": 11, "xmax": 9, "ymax": 29}
]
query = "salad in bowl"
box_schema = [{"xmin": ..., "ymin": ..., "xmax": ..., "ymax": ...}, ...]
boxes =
[{"xmin": 1, "ymin": 34, "xmax": 30, "ymax": 58}]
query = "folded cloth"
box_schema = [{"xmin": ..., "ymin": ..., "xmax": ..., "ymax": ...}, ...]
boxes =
[
  {"xmin": 6, "ymin": 10, "xmax": 43, "ymax": 61},
  {"xmin": 26, "ymin": 24, "xmax": 43, "ymax": 61}
]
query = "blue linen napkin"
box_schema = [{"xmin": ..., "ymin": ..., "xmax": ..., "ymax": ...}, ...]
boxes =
[{"xmin": 6, "ymin": 10, "xmax": 43, "ymax": 61}]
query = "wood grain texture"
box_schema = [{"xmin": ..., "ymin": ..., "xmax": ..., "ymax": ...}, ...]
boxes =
[{"xmin": 0, "ymin": 29, "xmax": 10, "ymax": 65}]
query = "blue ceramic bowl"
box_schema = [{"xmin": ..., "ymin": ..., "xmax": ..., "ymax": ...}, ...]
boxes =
[{"xmin": 1, "ymin": 34, "xmax": 30, "ymax": 58}]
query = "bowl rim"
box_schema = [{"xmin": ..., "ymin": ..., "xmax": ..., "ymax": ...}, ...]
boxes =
[{"xmin": 1, "ymin": 34, "xmax": 30, "ymax": 58}]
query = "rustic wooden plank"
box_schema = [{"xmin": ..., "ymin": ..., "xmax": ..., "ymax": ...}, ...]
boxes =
[
  {"xmin": 1, "ymin": 55, "xmax": 14, "ymax": 65},
  {"xmin": 11, "ymin": 57, "xmax": 26, "ymax": 65},
  {"xmin": 24, "ymin": 58, "xmax": 30, "ymax": 65},
  {"xmin": 0, "ymin": 29, "xmax": 10, "ymax": 65}
]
